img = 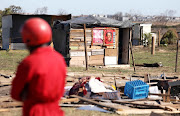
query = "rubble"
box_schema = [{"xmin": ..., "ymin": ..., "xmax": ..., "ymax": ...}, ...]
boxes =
[{"xmin": 0, "ymin": 73, "xmax": 180, "ymax": 115}]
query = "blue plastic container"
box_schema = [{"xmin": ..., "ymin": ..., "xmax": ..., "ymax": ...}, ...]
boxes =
[{"xmin": 124, "ymin": 80, "xmax": 149, "ymax": 99}]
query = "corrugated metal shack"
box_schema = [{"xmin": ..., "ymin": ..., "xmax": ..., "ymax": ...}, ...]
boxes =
[
  {"xmin": 2, "ymin": 14, "xmax": 71, "ymax": 50},
  {"xmin": 53, "ymin": 16, "xmax": 133, "ymax": 67}
]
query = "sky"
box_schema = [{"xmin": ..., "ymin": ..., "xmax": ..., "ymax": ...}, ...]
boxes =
[{"xmin": 0, "ymin": 0, "xmax": 180, "ymax": 16}]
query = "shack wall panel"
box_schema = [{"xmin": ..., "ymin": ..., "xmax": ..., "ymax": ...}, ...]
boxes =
[
  {"xmin": 89, "ymin": 55, "xmax": 104, "ymax": 60},
  {"xmin": 104, "ymin": 56, "xmax": 117, "ymax": 65},
  {"xmin": 91, "ymin": 49, "xmax": 104, "ymax": 55},
  {"xmin": 105, "ymin": 48, "xmax": 117, "ymax": 56},
  {"xmin": 70, "ymin": 51, "xmax": 91, "ymax": 56}
]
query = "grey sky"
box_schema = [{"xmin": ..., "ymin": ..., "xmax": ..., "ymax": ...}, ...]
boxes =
[{"xmin": 0, "ymin": 0, "xmax": 180, "ymax": 16}]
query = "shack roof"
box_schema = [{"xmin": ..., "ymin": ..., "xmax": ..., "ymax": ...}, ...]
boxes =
[{"xmin": 62, "ymin": 15, "xmax": 133, "ymax": 28}]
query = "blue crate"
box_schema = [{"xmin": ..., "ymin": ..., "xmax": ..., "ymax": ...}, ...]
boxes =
[{"xmin": 124, "ymin": 80, "xmax": 149, "ymax": 99}]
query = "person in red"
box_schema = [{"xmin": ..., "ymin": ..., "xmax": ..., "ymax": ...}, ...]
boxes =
[{"xmin": 11, "ymin": 18, "xmax": 66, "ymax": 116}]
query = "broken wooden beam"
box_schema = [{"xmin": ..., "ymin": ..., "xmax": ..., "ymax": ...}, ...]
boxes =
[
  {"xmin": 112, "ymin": 100, "xmax": 176, "ymax": 111},
  {"xmin": 70, "ymin": 95, "xmax": 123, "ymax": 111},
  {"xmin": 60, "ymin": 98, "xmax": 79, "ymax": 104},
  {"xmin": 148, "ymin": 93, "xmax": 170, "ymax": 96}
]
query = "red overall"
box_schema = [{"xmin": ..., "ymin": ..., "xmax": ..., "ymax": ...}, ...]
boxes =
[{"xmin": 11, "ymin": 46, "xmax": 66, "ymax": 116}]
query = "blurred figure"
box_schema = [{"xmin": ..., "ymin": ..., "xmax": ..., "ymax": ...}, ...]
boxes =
[{"xmin": 11, "ymin": 18, "xmax": 66, "ymax": 116}]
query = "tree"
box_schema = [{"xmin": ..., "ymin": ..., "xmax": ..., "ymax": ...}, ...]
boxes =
[
  {"xmin": 58, "ymin": 9, "xmax": 67, "ymax": 15},
  {"xmin": 9, "ymin": 5, "xmax": 23, "ymax": 14},
  {"xmin": 160, "ymin": 29, "xmax": 178, "ymax": 45},
  {"xmin": 143, "ymin": 33, "xmax": 152, "ymax": 47},
  {"xmin": 34, "ymin": 6, "xmax": 48, "ymax": 14},
  {"xmin": 0, "ymin": 5, "xmax": 24, "ymax": 44},
  {"xmin": 112, "ymin": 12, "xmax": 123, "ymax": 21}
]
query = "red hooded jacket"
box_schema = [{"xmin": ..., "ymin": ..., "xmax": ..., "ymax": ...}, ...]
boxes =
[{"xmin": 11, "ymin": 46, "xmax": 66, "ymax": 116}]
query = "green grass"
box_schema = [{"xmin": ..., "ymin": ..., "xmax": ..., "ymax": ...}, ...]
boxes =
[
  {"xmin": 131, "ymin": 45, "xmax": 180, "ymax": 74},
  {"xmin": 0, "ymin": 50, "xmax": 29, "ymax": 72},
  {"xmin": 67, "ymin": 67, "xmax": 130, "ymax": 74},
  {"xmin": 0, "ymin": 45, "xmax": 180, "ymax": 75}
]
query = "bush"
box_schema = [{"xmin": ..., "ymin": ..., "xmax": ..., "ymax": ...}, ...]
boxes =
[
  {"xmin": 160, "ymin": 37, "xmax": 169, "ymax": 44},
  {"xmin": 160, "ymin": 29, "xmax": 178, "ymax": 45}
]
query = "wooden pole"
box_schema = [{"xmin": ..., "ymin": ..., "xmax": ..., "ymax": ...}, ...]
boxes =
[
  {"xmin": 175, "ymin": 37, "xmax": 179, "ymax": 72},
  {"xmin": 129, "ymin": 41, "xmax": 136, "ymax": 72},
  {"xmin": 158, "ymin": 30, "xmax": 161, "ymax": 46},
  {"xmin": 84, "ymin": 24, "xmax": 88, "ymax": 70},
  {"xmin": 151, "ymin": 37, "xmax": 155, "ymax": 55}
]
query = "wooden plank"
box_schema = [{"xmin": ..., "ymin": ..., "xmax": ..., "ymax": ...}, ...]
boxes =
[
  {"xmin": 0, "ymin": 83, "xmax": 11, "ymax": 87},
  {"xmin": 91, "ymin": 49, "xmax": 104, "ymax": 55},
  {"xmin": 70, "ymin": 46, "xmax": 79, "ymax": 50},
  {"xmin": 60, "ymin": 98, "xmax": 79, "ymax": 103},
  {"xmin": 71, "ymin": 29, "xmax": 91, "ymax": 33},
  {"xmin": 0, "ymin": 102, "xmax": 22, "ymax": 108},
  {"xmin": 70, "ymin": 37, "xmax": 92, "ymax": 41},
  {"xmin": 112, "ymin": 100, "xmax": 176, "ymax": 111},
  {"xmin": 89, "ymin": 55, "xmax": 104, "ymax": 60},
  {"xmin": 70, "ymin": 60, "xmax": 85, "ymax": 66},
  {"xmin": 105, "ymin": 48, "xmax": 117, "ymax": 56},
  {"xmin": 0, "ymin": 109, "xmax": 10, "ymax": 112},
  {"xmin": 70, "ymin": 95, "xmax": 123, "ymax": 111},
  {"xmin": 88, "ymin": 60, "xmax": 104, "ymax": 65},
  {"xmin": 148, "ymin": 93, "xmax": 170, "ymax": 96},
  {"xmin": 59, "ymin": 104, "xmax": 91, "ymax": 108},
  {"xmin": 89, "ymin": 46, "xmax": 102, "ymax": 49},
  {"xmin": 70, "ymin": 56, "xmax": 85, "ymax": 60},
  {"xmin": 70, "ymin": 51, "xmax": 91, "ymax": 57}
]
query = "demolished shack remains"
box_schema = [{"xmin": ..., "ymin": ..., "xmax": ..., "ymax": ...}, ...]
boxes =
[{"xmin": 53, "ymin": 16, "xmax": 133, "ymax": 66}]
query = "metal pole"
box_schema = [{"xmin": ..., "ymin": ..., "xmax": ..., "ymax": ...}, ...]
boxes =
[{"xmin": 84, "ymin": 24, "xmax": 88, "ymax": 70}]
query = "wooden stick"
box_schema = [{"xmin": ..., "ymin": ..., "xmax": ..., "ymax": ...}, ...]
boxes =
[
  {"xmin": 151, "ymin": 37, "xmax": 155, "ymax": 55},
  {"xmin": 70, "ymin": 95, "xmax": 123, "ymax": 111},
  {"xmin": 158, "ymin": 30, "xmax": 160, "ymax": 46},
  {"xmin": 129, "ymin": 40, "xmax": 136, "ymax": 72},
  {"xmin": 148, "ymin": 93, "xmax": 170, "ymax": 96},
  {"xmin": 175, "ymin": 38, "xmax": 179, "ymax": 72},
  {"xmin": 84, "ymin": 24, "xmax": 88, "ymax": 70}
]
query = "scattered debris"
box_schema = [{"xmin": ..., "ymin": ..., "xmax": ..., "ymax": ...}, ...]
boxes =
[
  {"xmin": 1, "ymin": 74, "xmax": 180, "ymax": 115},
  {"xmin": 135, "ymin": 62, "xmax": 163, "ymax": 67},
  {"xmin": 0, "ymin": 74, "xmax": 12, "ymax": 79}
]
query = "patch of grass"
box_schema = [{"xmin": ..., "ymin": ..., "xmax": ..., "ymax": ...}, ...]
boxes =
[
  {"xmin": 0, "ymin": 50, "xmax": 29, "ymax": 72},
  {"xmin": 1, "ymin": 45, "xmax": 180, "ymax": 75},
  {"xmin": 67, "ymin": 67, "xmax": 131, "ymax": 74},
  {"xmin": 131, "ymin": 45, "xmax": 180, "ymax": 74}
]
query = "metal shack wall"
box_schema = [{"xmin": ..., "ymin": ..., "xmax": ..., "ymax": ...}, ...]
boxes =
[
  {"xmin": 52, "ymin": 23, "xmax": 70, "ymax": 66},
  {"xmin": 10, "ymin": 15, "xmax": 51, "ymax": 49},
  {"xmin": 121, "ymin": 28, "xmax": 130, "ymax": 64},
  {"xmin": 2, "ymin": 15, "xmax": 12, "ymax": 50},
  {"xmin": 132, "ymin": 24, "xmax": 141, "ymax": 46}
]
